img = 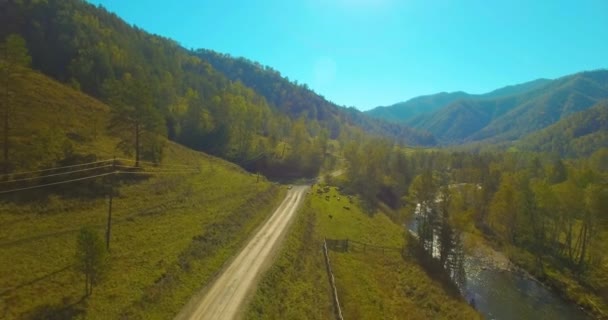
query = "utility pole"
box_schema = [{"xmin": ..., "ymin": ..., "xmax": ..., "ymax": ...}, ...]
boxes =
[
  {"xmin": 106, "ymin": 157, "xmax": 116, "ymax": 251},
  {"xmin": 106, "ymin": 188, "xmax": 113, "ymax": 251}
]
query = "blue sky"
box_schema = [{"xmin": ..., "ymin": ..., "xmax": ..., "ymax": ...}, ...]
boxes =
[{"xmin": 87, "ymin": 0, "xmax": 608, "ymax": 110}]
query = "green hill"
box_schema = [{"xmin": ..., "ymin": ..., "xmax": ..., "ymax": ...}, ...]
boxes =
[
  {"xmin": 516, "ymin": 100, "xmax": 608, "ymax": 157},
  {"xmin": 365, "ymin": 79, "xmax": 551, "ymax": 123},
  {"xmin": 196, "ymin": 50, "xmax": 436, "ymax": 146},
  {"xmin": 1, "ymin": 0, "xmax": 435, "ymax": 183},
  {"xmin": 0, "ymin": 67, "xmax": 285, "ymax": 319},
  {"xmin": 404, "ymin": 70, "xmax": 608, "ymax": 144},
  {"xmin": 366, "ymin": 91, "xmax": 470, "ymax": 123}
]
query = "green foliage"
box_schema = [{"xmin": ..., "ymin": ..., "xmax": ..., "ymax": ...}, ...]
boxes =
[
  {"xmin": 75, "ymin": 226, "xmax": 107, "ymax": 296},
  {"xmin": 339, "ymin": 143, "xmax": 607, "ymax": 317},
  {"xmin": 247, "ymin": 186, "xmax": 479, "ymax": 319},
  {"xmin": 517, "ymin": 100, "xmax": 608, "ymax": 157},
  {"xmin": 383, "ymin": 71, "xmax": 608, "ymax": 145},
  {"xmin": 0, "ymin": 63, "xmax": 286, "ymax": 319},
  {"xmin": 1, "ymin": 0, "xmax": 436, "ymax": 181},
  {"xmin": 104, "ymin": 74, "xmax": 166, "ymax": 165},
  {"xmin": 196, "ymin": 49, "xmax": 437, "ymax": 146},
  {"xmin": 367, "ymin": 91, "xmax": 472, "ymax": 123},
  {"xmin": 0, "ymin": 33, "xmax": 32, "ymax": 169},
  {"xmin": 366, "ymin": 79, "xmax": 552, "ymax": 123},
  {"xmin": 0, "ymin": 34, "xmax": 31, "ymax": 68}
]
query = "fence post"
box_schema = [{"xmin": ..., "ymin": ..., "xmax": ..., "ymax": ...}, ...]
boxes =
[{"xmin": 324, "ymin": 239, "xmax": 344, "ymax": 320}]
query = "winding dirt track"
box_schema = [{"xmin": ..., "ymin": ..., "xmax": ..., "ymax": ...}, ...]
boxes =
[{"xmin": 175, "ymin": 186, "xmax": 308, "ymax": 320}]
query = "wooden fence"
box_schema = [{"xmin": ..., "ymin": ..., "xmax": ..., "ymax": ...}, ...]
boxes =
[
  {"xmin": 323, "ymin": 238, "xmax": 344, "ymax": 320},
  {"xmin": 323, "ymin": 238, "xmax": 404, "ymax": 320},
  {"xmin": 325, "ymin": 238, "xmax": 402, "ymax": 255}
]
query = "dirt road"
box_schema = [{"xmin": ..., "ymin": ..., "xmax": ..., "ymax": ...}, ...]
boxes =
[{"xmin": 175, "ymin": 185, "xmax": 308, "ymax": 320}]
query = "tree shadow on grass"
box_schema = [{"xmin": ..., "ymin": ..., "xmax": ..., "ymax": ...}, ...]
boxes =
[
  {"xmin": 0, "ymin": 265, "xmax": 72, "ymax": 297},
  {"xmin": 24, "ymin": 296, "xmax": 87, "ymax": 320}
]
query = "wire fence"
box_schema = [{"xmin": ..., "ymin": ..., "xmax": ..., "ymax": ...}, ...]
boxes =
[
  {"xmin": 323, "ymin": 239, "xmax": 344, "ymax": 320},
  {"xmin": 0, "ymin": 158, "xmax": 201, "ymax": 195},
  {"xmin": 322, "ymin": 238, "xmax": 405, "ymax": 320},
  {"xmin": 325, "ymin": 238, "xmax": 402, "ymax": 255}
]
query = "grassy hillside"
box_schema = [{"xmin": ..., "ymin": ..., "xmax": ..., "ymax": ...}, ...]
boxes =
[
  {"xmin": 246, "ymin": 186, "xmax": 480, "ymax": 319},
  {"xmin": 0, "ymin": 68, "xmax": 285, "ymax": 319}
]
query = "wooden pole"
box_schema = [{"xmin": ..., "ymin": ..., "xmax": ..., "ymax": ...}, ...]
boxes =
[
  {"xmin": 106, "ymin": 192, "xmax": 112, "ymax": 251},
  {"xmin": 106, "ymin": 157, "xmax": 115, "ymax": 251}
]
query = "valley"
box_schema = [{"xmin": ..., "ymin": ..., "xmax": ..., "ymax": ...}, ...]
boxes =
[{"xmin": 1, "ymin": 0, "xmax": 607, "ymax": 319}]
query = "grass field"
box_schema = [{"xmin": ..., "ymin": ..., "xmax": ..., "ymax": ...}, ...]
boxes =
[
  {"xmin": 0, "ymin": 69, "xmax": 286, "ymax": 319},
  {"xmin": 246, "ymin": 185, "xmax": 480, "ymax": 319}
]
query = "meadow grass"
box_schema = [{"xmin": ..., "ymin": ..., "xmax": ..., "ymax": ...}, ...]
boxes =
[
  {"xmin": 0, "ymin": 69, "xmax": 286, "ymax": 319},
  {"xmin": 247, "ymin": 186, "xmax": 480, "ymax": 319}
]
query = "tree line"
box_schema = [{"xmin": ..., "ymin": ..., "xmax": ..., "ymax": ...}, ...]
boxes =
[
  {"xmin": 339, "ymin": 135, "xmax": 608, "ymax": 306},
  {"xmin": 0, "ymin": 0, "xmax": 436, "ymax": 179},
  {"xmin": 0, "ymin": 0, "xmax": 335, "ymax": 177}
]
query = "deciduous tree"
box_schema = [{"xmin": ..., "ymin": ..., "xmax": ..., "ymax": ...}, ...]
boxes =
[
  {"xmin": 104, "ymin": 74, "xmax": 166, "ymax": 166},
  {"xmin": 75, "ymin": 227, "xmax": 107, "ymax": 297}
]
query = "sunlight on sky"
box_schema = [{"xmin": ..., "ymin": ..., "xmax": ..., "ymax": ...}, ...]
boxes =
[
  {"xmin": 86, "ymin": 0, "xmax": 608, "ymax": 110},
  {"xmin": 313, "ymin": 56, "xmax": 338, "ymax": 88},
  {"xmin": 311, "ymin": 0, "xmax": 394, "ymax": 10},
  {"xmin": 336, "ymin": 0, "xmax": 392, "ymax": 7}
]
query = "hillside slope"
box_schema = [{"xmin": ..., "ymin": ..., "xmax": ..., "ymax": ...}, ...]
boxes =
[
  {"xmin": 0, "ymin": 68, "xmax": 285, "ymax": 319},
  {"xmin": 2, "ymin": 0, "xmax": 435, "ymax": 181},
  {"xmin": 471, "ymin": 70, "xmax": 608, "ymax": 142},
  {"xmin": 196, "ymin": 50, "xmax": 436, "ymax": 146},
  {"xmin": 516, "ymin": 100, "xmax": 608, "ymax": 157}
]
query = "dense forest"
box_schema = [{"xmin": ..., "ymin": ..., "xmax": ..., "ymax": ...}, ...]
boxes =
[
  {"xmin": 334, "ymin": 138, "xmax": 608, "ymax": 317},
  {"xmin": 517, "ymin": 100, "xmax": 608, "ymax": 157},
  {"xmin": 195, "ymin": 50, "xmax": 436, "ymax": 146},
  {"xmin": 1, "ymin": 0, "xmax": 607, "ymax": 318},
  {"xmin": 0, "ymin": 0, "xmax": 436, "ymax": 179}
]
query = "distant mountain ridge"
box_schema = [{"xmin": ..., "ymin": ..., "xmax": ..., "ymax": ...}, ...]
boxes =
[
  {"xmin": 367, "ymin": 70, "xmax": 608, "ymax": 145},
  {"xmin": 366, "ymin": 78, "xmax": 552, "ymax": 122}
]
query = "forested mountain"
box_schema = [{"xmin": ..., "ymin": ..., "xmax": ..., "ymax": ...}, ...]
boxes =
[
  {"xmin": 400, "ymin": 70, "xmax": 608, "ymax": 144},
  {"xmin": 516, "ymin": 100, "xmax": 608, "ymax": 157},
  {"xmin": 0, "ymin": 0, "xmax": 434, "ymax": 179},
  {"xmin": 366, "ymin": 91, "xmax": 470, "ymax": 123},
  {"xmin": 469, "ymin": 70, "xmax": 608, "ymax": 142},
  {"xmin": 481, "ymin": 78, "xmax": 552, "ymax": 99},
  {"xmin": 195, "ymin": 50, "xmax": 435, "ymax": 145},
  {"xmin": 366, "ymin": 78, "xmax": 551, "ymax": 123}
]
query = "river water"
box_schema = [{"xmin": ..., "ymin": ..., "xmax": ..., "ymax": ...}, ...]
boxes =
[
  {"xmin": 407, "ymin": 218, "xmax": 589, "ymax": 320},
  {"xmin": 463, "ymin": 255, "xmax": 589, "ymax": 320}
]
